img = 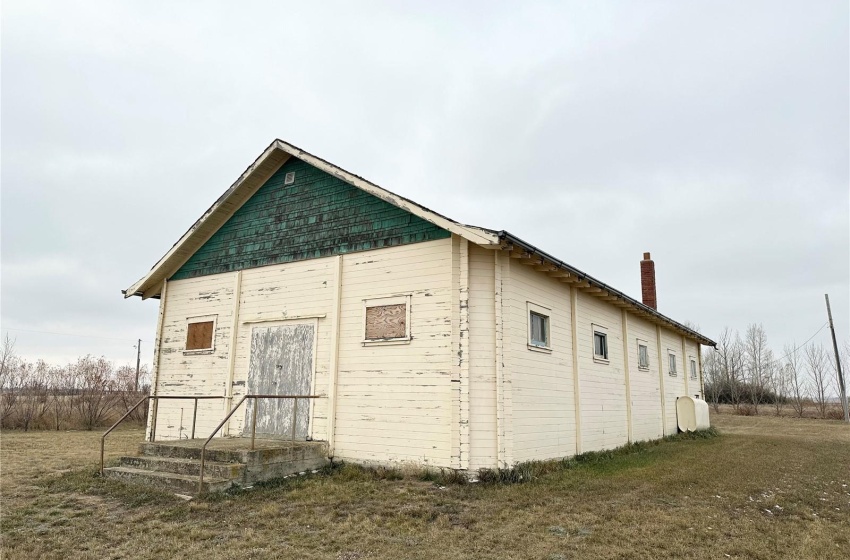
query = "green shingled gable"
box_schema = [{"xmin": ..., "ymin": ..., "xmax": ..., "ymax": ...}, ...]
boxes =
[{"xmin": 171, "ymin": 157, "xmax": 451, "ymax": 280}]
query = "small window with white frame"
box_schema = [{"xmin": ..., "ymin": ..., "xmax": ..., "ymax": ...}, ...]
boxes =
[
  {"xmin": 637, "ymin": 340, "xmax": 650, "ymax": 370},
  {"xmin": 362, "ymin": 295, "xmax": 411, "ymax": 345},
  {"xmin": 593, "ymin": 324, "xmax": 608, "ymax": 362},
  {"xmin": 689, "ymin": 357, "xmax": 698, "ymax": 380},
  {"xmin": 527, "ymin": 302, "xmax": 551, "ymax": 351},
  {"xmin": 184, "ymin": 315, "xmax": 217, "ymax": 354},
  {"xmin": 668, "ymin": 351, "xmax": 678, "ymax": 376}
]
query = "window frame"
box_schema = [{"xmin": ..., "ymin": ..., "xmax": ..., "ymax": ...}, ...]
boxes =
[
  {"xmin": 637, "ymin": 339, "xmax": 650, "ymax": 370},
  {"xmin": 668, "ymin": 350, "xmax": 678, "ymax": 376},
  {"xmin": 689, "ymin": 356, "xmax": 698, "ymax": 380},
  {"xmin": 526, "ymin": 302, "xmax": 552, "ymax": 352},
  {"xmin": 183, "ymin": 314, "xmax": 217, "ymax": 355},
  {"xmin": 362, "ymin": 294, "xmax": 412, "ymax": 346},
  {"xmin": 592, "ymin": 324, "xmax": 609, "ymax": 363}
]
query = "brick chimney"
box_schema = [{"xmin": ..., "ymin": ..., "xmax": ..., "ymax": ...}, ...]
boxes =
[{"xmin": 640, "ymin": 252, "xmax": 657, "ymax": 309}]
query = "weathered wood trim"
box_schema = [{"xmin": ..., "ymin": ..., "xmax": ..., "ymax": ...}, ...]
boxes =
[
  {"xmin": 147, "ymin": 279, "xmax": 167, "ymax": 441},
  {"xmin": 501, "ymin": 254, "xmax": 514, "ymax": 465},
  {"xmin": 278, "ymin": 140, "xmax": 498, "ymax": 247},
  {"xmin": 698, "ymin": 344, "xmax": 704, "ymax": 397},
  {"xmin": 327, "ymin": 255, "xmax": 343, "ymax": 457},
  {"xmin": 124, "ymin": 140, "xmax": 498, "ymax": 297},
  {"xmin": 656, "ymin": 324, "xmax": 667, "ymax": 435},
  {"xmin": 621, "ymin": 309, "xmax": 633, "ymax": 443},
  {"xmin": 223, "ymin": 271, "xmax": 243, "ymax": 436},
  {"xmin": 126, "ymin": 144, "xmax": 289, "ymax": 297},
  {"xmin": 681, "ymin": 334, "xmax": 690, "ymax": 397},
  {"xmin": 307, "ymin": 318, "xmax": 320, "ymax": 440},
  {"xmin": 570, "ymin": 285, "xmax": 582, "ymax": 454},
  {"xmin": 241, "ymin": 314, "xmax": 327, "ymax": 324},
  {"xmin": 451, "ymin": 237, "xmax": 460, "ymax": 468},
  {"xmin": 458, "ymin": 238, "xmax": 470, "ymax": 470},
  {"xmin": 494, "ymin": 250, "xmax": 505, "ymax": 467}
]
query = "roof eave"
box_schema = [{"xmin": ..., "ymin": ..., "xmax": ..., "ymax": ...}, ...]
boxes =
[
  {"xmin": 497, "ymin": 231, "xmax": 716, "ymax": 347},
  {"xmin": 123, "ymin": 139, "xmax": 500, "ymax": 299}
]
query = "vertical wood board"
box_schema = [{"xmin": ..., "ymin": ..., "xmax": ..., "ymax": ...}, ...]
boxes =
[{"xmin": 244, "ymin": 323, "xmax": 315, "ymax": 438}]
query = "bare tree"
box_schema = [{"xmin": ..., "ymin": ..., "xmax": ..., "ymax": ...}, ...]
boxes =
[
  {"xmin": 715, "ymin": 328, "xmax": 746, "ymax": 411},
  {"xmin": 785, "ymin": 343, "xmax": 807, "ymax": 418},
  {"xmin": 702, "ymin": 347, "xmax": 723, "ymax": 411},
  {"xmin": 768, "ymin": 358, "xmax": 788, "ymax": 415},
  {"xmin": 715, "ymin": 329, "xmax": 733, "ymax": 406},
  {"xmin": 17, "ymin": 360, "xmax": 52, "ymax": 430},
  {"xmin": 744, "ymin": 323, "xmax": 772, "ymax": 413},
  {"xmin": 806, "ymin": 343, "xmax": 833, "ymax": 418},
  {"xmin": 115, "ymin": 364, "xmax": 150, "ymax": 423},
  {"xmin": 0, "ymin": 335, "xmax": 22, "ymax": 426},
  {"xmin": 73, "ymin": 356, "xmax": 117, "ymax": 430},
  {"xmin": 48, "ymin": 364, "xmax": 76, "ymax": 430}
]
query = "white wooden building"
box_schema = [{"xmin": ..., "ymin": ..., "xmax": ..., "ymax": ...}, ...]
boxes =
[{"xmin": 124, "ymin": 139, "xmax": 715, "ymax": 471}]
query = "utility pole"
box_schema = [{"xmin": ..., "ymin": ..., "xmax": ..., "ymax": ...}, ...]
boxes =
[
  {"xmin": 135, "ymin": 339, "xmax": 142, "ymax": 393},
  {"xmin": 824, "ymin": 294, "xmax": 849, "ymax": 423}
]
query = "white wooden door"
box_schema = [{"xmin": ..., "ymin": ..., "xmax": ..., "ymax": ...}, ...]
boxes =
[{"xmin": 244, "ymin": 323, "xmax": 314, "ymax": 439}]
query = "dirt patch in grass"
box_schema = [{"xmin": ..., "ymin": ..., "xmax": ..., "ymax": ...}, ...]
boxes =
[{"xmin": 2, "ymin": 415, "xmax": 849, "ymax": 559}]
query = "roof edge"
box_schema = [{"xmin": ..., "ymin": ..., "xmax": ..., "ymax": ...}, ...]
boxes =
[
  {"xmin": 497, "ymin": 231, "xmax": 716, "ymax": 347},
  {"xmin": 124, "ymin": 139, "xmax": 499, "ymax": 298}
]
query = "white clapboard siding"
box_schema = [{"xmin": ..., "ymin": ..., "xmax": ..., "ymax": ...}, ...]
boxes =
[
  {"xmin": 152, "ymin": 273, "xmax": 236, "ymax": 440},
  {"xmin": 332, "ymin": 238, "xmax": 454, "ymax": 467},
  {"xmin": 625, "ymin": 314, "xmax": 664, "ymax": 442},
  {"xmin": 660, "ymin": 327, "xmax": 686, "ymax": 435},
  {"xmin": 467, "ymin": 244, "xmax": 498, "ymax": 469},
  {"xmin": 576, "ymin": 290, "xmax": 629, "ymax": 452},
  {"xmin": 150, "ymin": 232, "xmax": 708, "ymax": 466},
  {"xmin": 504, "ymin": 259, "xmax": 576, "ymax": 462}
]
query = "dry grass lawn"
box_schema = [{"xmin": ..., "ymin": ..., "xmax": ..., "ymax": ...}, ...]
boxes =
[{"xmin": 1, "ymin": 414, "xmax": 849, "ymax": 559}]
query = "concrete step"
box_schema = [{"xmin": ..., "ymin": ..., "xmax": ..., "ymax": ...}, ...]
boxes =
[
  {"xmin": 118, "ymin": 456, "xmax": 245, "ymax": 479},
  {"xmin": 139, "ymin": 440, "xmax": 328, "ymax": 466},
  {"xmin": 104, "ymin": 466, "xmax": 232, "ymax": 494},
  {"xmin": 107, "ymin": 438, "xmax": 330, "ymax": 494}
]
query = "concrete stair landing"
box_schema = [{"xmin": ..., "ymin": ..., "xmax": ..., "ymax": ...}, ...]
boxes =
[{"xmin": 104, "ymin": 438, "xmax": 329, "ymax": 494}]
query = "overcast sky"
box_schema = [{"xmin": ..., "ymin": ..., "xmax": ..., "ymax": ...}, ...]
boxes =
[{"xmin": 2, "ymin": 1, "xmax": 848, "ymax": 371}]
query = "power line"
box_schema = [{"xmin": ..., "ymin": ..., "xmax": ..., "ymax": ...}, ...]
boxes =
[
  {"xmin": 1, "ymin": 327, "xmax": 147, "ymax": 344},
  {"xmin": 706, "ymin": 321, "xmax": 830, "ymax": 369},
  {"xmin": 773, "ymin": 321, "xmax": 830, "ymax": 365}
]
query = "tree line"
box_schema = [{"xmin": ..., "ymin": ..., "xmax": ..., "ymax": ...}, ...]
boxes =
[
  {"xmin": 702, "ymin": 324, "xmax": 848, "ymax": 418},
  {"xmin": 0, "ymin": 336, "xmax": 151, "ymax": 431}
]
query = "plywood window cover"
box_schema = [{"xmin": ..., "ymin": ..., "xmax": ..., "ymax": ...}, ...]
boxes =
[
  {"xmin": 184, "ymin": 314, "xmax": 217, "ymax": 354},
  {"xmin": 362, "ymin": 295, "xmax": 412, "ymax": 345},
  {"xmin": 637, "ymin": 339, "xmax": 650, "ymax": 370},
  {"xmin": 526, "ymin": 301, "xmax": 552, "ymax": 353},
  {"xmin": 592, "ymin": 323, "xmax": 609, "ymax": 363}
]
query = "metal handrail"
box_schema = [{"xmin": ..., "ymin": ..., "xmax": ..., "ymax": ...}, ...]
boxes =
[
  {"xmin": 197, "ymin": 394, "xmax": 324, "ymax": 495},
  {"xmin": 100, "ymin": 395, "xmax": 226, "ymax": 476}
]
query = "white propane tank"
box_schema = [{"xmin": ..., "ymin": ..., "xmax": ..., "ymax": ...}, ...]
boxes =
[{"xmin": 676, "ymin": 396, "xmax": 710, "ymax": 432}]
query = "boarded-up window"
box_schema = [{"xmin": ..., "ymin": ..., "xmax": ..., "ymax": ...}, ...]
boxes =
[
  {"xmin": 365, "ymin": 304, "xmax": 407, "ymax": 340},
  {"xmin": 186, "ymin": 321, "xmax": 214, "ymax": 350}
]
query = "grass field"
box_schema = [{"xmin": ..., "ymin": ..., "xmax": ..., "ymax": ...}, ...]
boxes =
[{"xmin": 1, "ymin": 414, "xmax": 848, "ymax": 559}]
